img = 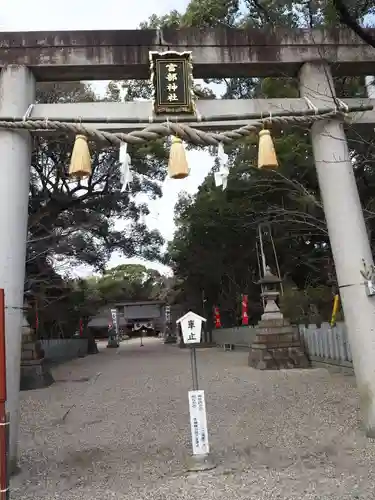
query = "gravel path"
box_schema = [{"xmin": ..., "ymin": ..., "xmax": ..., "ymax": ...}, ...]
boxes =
[{"xmin": 11, "ymin": 337, "xmax": 375, "ymax": 499}]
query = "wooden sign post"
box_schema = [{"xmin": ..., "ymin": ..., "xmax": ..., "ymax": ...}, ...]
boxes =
[{"xmin": 176, "ymin": 311, "xmax": 215, "ymax": 471}]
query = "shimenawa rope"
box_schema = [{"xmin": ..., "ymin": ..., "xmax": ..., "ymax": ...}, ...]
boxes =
[{"xmin": 0, "ymin": 103, "xmax": 368, "ymax": 146}]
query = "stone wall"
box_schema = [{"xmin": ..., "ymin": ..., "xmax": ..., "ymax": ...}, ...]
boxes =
[
  {"xmin": 212, "ymin": 326, "xmax": 256, "ymax": 349},
  {"xmin": 41, "ymin": 338, "xmax": 89, "ymax": 363}
]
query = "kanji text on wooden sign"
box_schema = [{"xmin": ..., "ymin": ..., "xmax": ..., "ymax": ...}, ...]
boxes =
[
  {"xmin": 176, "ymin": 311, "xmax": 206, "ymax": 344},
  {"xmin": 149, "ymin": 51, "xmax": 194, "ymax": 115},
  {"xmin": 188, "ymin": 390, "xmax": 210, "ymax": 455}
]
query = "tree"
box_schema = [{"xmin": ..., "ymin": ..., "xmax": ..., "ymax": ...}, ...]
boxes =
[
  {"xmin": 26, "ymin": 81, "xmax": 167, "ymax": 336},
  {"xmin": 91, "ymin": 263, "xmax": 170, "ymax": 303},
  {"xmin": 157, "ymin": 0, "xmax": 375, "ymax": 324},
  {"xmin": 331, "ymin": 0, "xmax": 375, "ymax": 48},
  {"xmin": 29, "ymin": 82, "xmax": 165, "ymax": 270},
  {"xmin": 64, "ymin": 264, "xmax": 172, "ymax": 336}
]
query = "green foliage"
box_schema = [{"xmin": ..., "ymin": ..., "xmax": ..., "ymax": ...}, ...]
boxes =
[
  {"xmin": 29, "ymin": 82, "xmax": 165, "ymax": 269},
  {"xmin": 26, "ymin": 82, "xmax": 167, "ymax": 337},
  {"xmin": 141, "ymin": 1, "xmax": 239, "ymax": 29},
  {"xmin": 161, "ymin": 0, "xmax": 375, "ymax": 325},
  {"xmin": 30, "ymin": 263, "xmax": 171, "ymax": 338},
  {"xmin": 182, "ymin": 0, "xmax": 240, "ymax": 27},
  {"xmin": 279, "ymin": 285, "xmax": 342, "ymax": 325},
  {"xmin": 90, "ymin": 264, "xmax": 169, "ymax": 303},
  {"xmin": 26, "ymin": 0, "xmax": 375, "ymax": 336},
  {"xmin": 140, "ymin": 10, "xmax": 182, "ymax": 29}
]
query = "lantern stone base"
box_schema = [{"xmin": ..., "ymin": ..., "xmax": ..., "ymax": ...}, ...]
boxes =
[
  {"xmin": 20, "ymin": 358, "xmax": 55, "ymax": 391},
  {"xmin": 20, "ymin": 315, "xmax": 55, "ymax": 390},
  {"xmin": 107, "ymin": 336, "xmax": 119, "ymax": 348},
  {"xmin": 164, "ymin": 333, "xmax": 177, "ymax": 344},
  {"xmin": 20, "ymin": 340, "xmax": 54, "ymax": 390},
  {"xmin": 248, "ymin": 318, "xmax": 310, "ymax": 370}
]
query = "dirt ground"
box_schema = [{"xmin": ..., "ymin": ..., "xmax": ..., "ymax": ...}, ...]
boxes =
[{"xmin": 11, "ymin": 337, "xmax": 375, "ymax": 499}]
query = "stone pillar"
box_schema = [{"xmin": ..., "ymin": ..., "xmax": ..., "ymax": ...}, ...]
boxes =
[
  {"xmin": 300, "ymin": 62, "xmax": 375, "ymax": 437},
  {"xmin": 0, "ymin": 66, "xmax": 35, "ymax": 468}
]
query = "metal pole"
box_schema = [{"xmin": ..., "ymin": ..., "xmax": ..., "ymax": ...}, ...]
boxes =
[
  {"xmin": 190, "ymin": 347, "xmax": 199, "ymax": 391},
  {"xmin": 258, "ymin": 224, "xmax": 267, "ymax": 275},
  {"xmin": 268, "ymin": 223, "xmax": 284, "ymax": 296},
  {"xmin": 0, "ymin": 410, "xmax": 8, "ymax": 500},
  {"xmin": 300, "ymin": 62, "xmax": 375, "ymax": 437},
  {"xmin": 5, "ymin": 413, "xmax": 9, "ymax": 500},
  {"xmin": 255, "ymin": 240, "xmax": 266, "ymax": 309},
  {"xmin": 0, "ymin": 290, "xmax": 8, "ymax": 500},
  {"xmin": 257, "ymin": 227, "xmax": 267, "ymax": 310},
  {"xmin": 0, "ymin": 290, "xmax": 6, "ymax": 417},
  {"xmin": 201, "ymin": 291, "xmax": 207, "ymax": 343}
]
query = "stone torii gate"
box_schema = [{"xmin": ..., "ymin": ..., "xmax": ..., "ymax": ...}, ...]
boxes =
[{"xmin": 1, "ymin": 27, "xmax": 375, "ymax": 468}]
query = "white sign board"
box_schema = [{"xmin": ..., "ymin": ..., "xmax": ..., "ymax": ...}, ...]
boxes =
[
  {"xmin": 188, "ymin": 390, "xmax": 210, "ymax": 456},
  {"xmin": 110, "ymin": 309, "xmax": 119, "ymax": 334},
  {"xmin": 165, "ymin": 305, "xmax": 171, "ymax": 323},
  {"xmin": 176, "ymin": 311, "xmax": 206, "ymax": 344}
]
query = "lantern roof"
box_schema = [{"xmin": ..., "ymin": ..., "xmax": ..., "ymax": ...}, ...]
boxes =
[{"xmin": 258, "ymin": 265, "xmax": 282, "ymax": 285}]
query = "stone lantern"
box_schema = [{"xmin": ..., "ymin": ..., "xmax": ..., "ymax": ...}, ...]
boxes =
[
  {"xmin": 259, "ymin": 266, "xmax": 283, "ymax": 321},
  {"xmin": 248, "ymin": 266, "xmax": 309, "ymax": 370}
]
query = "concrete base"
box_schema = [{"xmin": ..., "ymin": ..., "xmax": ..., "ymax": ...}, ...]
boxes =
[
  {"xmin": 164, "ymin": 334, "xmax": 177, "ymax": 344},
  {"xmin": 107, "ymin": 337, "xmax": 119, "ymax": 348},
  {"xmin": 248, "ymin": 318, "xmax": 309, "ymax": 370},
  {"xmin": 8, "ymin": 457, "xmax": 20, "ymax": 477},
  {"xmin": 20, "ymin": 335, "xmax": 55, "ymax": 390},
  {"xmin": 186, "ymin": 453, "xmax": 216, "ymax": 472},
  {"xmin": 178, "ymin": 341, "xmax": 216, "ymax": 349},
  {"xmin": 20, "ymin": 359, "xmax": 55, "ymax": 391}
]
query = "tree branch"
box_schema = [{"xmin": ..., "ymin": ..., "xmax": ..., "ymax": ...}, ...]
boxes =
[{"xmin": 332, "ymin": 0, "xmax": 375, "ymax": 48}]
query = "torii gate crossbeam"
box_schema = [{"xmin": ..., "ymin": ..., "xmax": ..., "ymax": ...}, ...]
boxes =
[
  {"xmin": 1, "ymin": 28, "xmax": 375, "ymax": 471},
  {"xmin": 1, "ymin": 28, "xmax": 375, "ymax": 79},
  {"xmin": 14, "ymin": 97, "xmax": 375, "ymax": 133}
]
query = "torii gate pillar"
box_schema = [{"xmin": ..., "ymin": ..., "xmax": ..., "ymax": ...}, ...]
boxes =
[
  {"xmin": 0, "ymin": 65, "xmax": 35, "ymax": 468},
  {"xmin": 300, "ymin": 62, "xmax": 375, "ymax": 437}
]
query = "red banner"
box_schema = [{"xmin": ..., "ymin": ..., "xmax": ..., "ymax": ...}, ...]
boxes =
[
  {"xmin": 213, "ymin": 306, "xmax": 221, "ymax": 329},
  {"xmin": 242, "ymin": 295, "xmax": 249, "ymax": 325},
  {"xmin": 35, "ymin": 305, "xmax": 39, "ymax": 332}
]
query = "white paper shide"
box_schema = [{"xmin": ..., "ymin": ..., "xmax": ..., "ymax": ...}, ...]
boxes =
[
  {"xmin": 188, "ymin": 390, "xmax": 210, "ymax": 455},
  {"xmin": 119, "ymin": 142, "xmax": 133, "ymax": 192},
  {"xmin": 214, "ymin": 143, "xmax": 229, "ymax": 190}
]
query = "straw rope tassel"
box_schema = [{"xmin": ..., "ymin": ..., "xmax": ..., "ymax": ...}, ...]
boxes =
[
  {"xmin": 168, "ymin": 136, "xmax": 189, "ymax": 179},
  {"xmin": 69, "ymin": 135, "xmax": 92, "ymax": 179},
  {"xmin": 258, "ymin": 129, "xmax": 278, "ymax": 169}
]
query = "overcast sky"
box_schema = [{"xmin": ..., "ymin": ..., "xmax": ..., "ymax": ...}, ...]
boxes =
[{"xmin": 0, "ymin": 0, "xmax": 215, "ymax": 275}]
